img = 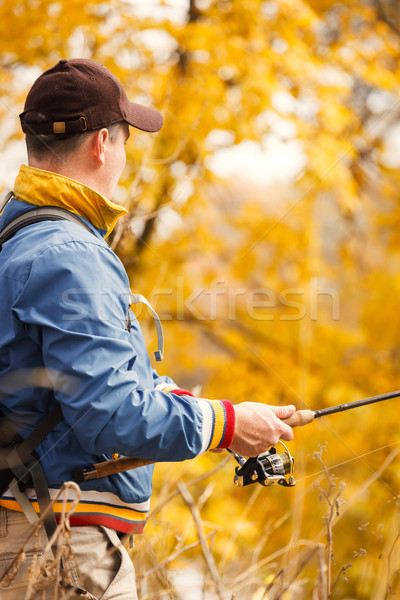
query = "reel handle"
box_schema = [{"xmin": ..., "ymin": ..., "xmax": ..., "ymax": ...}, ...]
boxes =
[{"xmin": 283, "ymin": 409, "xmax": 315, "ymax": 428}]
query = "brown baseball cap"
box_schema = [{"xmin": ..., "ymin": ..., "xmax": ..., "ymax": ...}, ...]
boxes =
[{"xmin": 20, "ymin": 58, "xmax": 163, "ymax": 135}]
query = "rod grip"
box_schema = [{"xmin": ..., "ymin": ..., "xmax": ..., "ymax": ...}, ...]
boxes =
[
  {"xmin": 74, "ymin": 456, "xmax": 155, "ymax": 482},
  {"xmin": 283, "ymin": 409, "xmax": 315, "ymax": 428}
]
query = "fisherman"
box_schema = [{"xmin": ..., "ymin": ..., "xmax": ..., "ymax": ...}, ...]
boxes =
[{"xmin": 0, "ymin": 59, "xmax": 295, "ymax": 599}]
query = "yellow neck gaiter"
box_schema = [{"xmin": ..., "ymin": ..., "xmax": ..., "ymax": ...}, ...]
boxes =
[{"xmin": 13, "ymin": 165, "xmax": 127, "ymax": 236}]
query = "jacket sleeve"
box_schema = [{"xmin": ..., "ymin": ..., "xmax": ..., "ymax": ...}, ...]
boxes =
[
  {"xmin": 151, "ymin": 370, "xmax": 179, "ymax": 391},
  {"xmin": 13, "ymin": 238, "xmax": 234, "ymax": 460}
]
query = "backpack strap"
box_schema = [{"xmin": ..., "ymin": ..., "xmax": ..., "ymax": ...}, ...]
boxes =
[
  {"xmin": 0, "ymin": 205, "xmax": 93, "ymax": 249},
  {"xmin": 0, "ymin": 404, "xmax": 63, "ymax": 542},
  {"xmin": 12, "ymin": 404, "xmax": 63, "ymax": 469},
  {"xmin": 0, "ymin": 188, "xmax": 13, "ymax": 214}
]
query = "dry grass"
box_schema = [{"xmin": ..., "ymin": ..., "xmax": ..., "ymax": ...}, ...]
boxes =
[
  {"xmin": 133, "ymin": 448, "xmax": 400, "ymax": 600},
  {"xmin": 2, "ymin": 448, "xmax": 400, "ymax": 600},
  {"xmin": 0, "ymin": 481, "xmax": 84, "ymax": 599}
]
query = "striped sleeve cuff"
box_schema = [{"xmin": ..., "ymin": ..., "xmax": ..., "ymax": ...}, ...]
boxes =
[
  {"xmin": 155, "ymin": 383, "xmax": 194, "ymax": 397},
  {"xmin": 155, "ymin": 384, "xmax": 235, "ymax": 452},
  {"xmin": 195, "ymin": 399, "xmax": 235, "ymax": 452}
]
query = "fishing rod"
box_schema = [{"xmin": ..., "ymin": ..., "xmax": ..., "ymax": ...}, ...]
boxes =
[
  {"xmin": 283, "ymin": 389, "xmax": 400, "ymax": 428},
  {"xmin": 74, "ymin": 389, "xmax": 400, "ymax": 489}
]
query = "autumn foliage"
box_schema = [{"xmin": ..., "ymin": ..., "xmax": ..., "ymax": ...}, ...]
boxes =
[{"xmin": 1, "ymin": 0, "xmax": 400, "ymax": 597}]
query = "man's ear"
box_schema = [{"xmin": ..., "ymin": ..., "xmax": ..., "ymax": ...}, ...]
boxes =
[{"xmin": 91, "ymin": 128, "xmax": 109, "ymax": 166}]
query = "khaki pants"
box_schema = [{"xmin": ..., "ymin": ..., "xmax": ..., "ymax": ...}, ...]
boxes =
[{"xmin": 0, "ymin": 507, "xmax": 137, "ymax": 599}]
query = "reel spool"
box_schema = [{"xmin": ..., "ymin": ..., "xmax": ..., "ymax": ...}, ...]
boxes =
[{"xmin": 232, "ymin": 441, "xmax": 295, "ymax": 488}]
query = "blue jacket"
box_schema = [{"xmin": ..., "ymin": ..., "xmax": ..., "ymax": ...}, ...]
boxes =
[{"xmin": 0, "ymin": 165, "xmax": 234, "ymax": 533}]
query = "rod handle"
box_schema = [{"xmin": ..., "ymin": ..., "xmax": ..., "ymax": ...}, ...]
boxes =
[
  {"xmin": 283, "ymin": 409, "xmax": 315, "ymax": 428},
  {"xmin": 74, "ymin": 456, "xmax": 155, "ymax": 482}
]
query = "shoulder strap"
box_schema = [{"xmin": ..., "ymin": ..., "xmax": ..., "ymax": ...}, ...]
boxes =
[
  {"xmin": 0, "ymin": 404, "xmax": 63, "ymax": 492},
  {"xmin": 0, "ymin": 404, "xmax": 64, "ymax": 543},
  {"xmin": 0, "ymin": 205, "xmax": 94, "ymax": 249},
  {"xmin": 17, "ymin": 404, "xmax": 64, "ymax": 466},
  {"xmin": 0, "ymin": 188, "xmax": 13, "ymax": 214}
]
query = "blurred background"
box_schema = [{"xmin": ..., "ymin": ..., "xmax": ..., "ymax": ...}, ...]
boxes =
[{"xmin": 1, "ymin": 0, "xmax": 400, "ymax": 597}]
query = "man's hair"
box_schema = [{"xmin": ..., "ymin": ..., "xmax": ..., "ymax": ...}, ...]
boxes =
[{"xmin": 23, "ymin": 111, "xmax": 123, "ymax": 163}]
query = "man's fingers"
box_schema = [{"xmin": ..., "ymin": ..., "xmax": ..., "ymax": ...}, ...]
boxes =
[
  {"xmin": 269, "ymin": 404, "xmax": 296, "ymax": 419},
  {"xmin": 230, "ymin": 402, "xmax": 296, "ymax": 456},
  {"xmin": 274, "ymin": 405, "xmax": 295, "ymax": 442},
  {"xmin": 279, "ymin": 422, "xmax": 294, "ymax": 442}
]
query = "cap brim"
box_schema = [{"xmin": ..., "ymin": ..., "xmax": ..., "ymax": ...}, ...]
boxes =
[{"xmin": 125, "ymin": 102, "xmax": 163, "ymax": 133}]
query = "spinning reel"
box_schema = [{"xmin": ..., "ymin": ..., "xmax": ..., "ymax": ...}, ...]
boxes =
[{"xmin": 229, "ymin": 441, "xmax": 295, "ymax": 488}]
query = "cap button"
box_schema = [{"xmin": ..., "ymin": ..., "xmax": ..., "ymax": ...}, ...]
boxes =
[{"xmin": 59, "ymin": 59, "xmax": 68, "ymax": 64}]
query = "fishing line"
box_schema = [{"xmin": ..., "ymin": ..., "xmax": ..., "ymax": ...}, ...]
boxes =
[{"xmin": 296, "ymin": 439, "xmax": 400, "ymax": 484}]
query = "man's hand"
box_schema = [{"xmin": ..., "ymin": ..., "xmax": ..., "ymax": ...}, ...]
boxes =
[{"xmin": 229, "ymin": 403, "xmax": 296, "ymax": 457}]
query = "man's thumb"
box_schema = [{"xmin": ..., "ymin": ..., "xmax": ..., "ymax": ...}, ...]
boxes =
[{"xmin": 272, "ymin": 404, "xmax": 296, "ymax": 419}]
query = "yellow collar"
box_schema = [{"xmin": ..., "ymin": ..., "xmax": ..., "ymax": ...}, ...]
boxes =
[{"xmin": 13, "ymin": 165, "xmax": 127, "ymax": 237}]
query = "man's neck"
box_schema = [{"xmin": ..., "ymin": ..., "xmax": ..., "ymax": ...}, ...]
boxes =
[{"xmin": 28, "ymin": 158, "xmax": 106, "ymax": 200}]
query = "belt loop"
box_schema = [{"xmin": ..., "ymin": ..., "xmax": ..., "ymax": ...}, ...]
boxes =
[{"xmin": 0, "ymin": 505, "xmax": 7, "ymax": 537}]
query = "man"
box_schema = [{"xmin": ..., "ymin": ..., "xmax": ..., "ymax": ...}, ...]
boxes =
[{"xmin": 0, "ymin": 59, "xmax": 295, "ymax": 599}]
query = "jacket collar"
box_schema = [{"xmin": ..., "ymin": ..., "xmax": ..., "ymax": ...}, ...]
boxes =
[{"xmin": 13, "ymin": 165, "xmax": 127, "ymax": 237}]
